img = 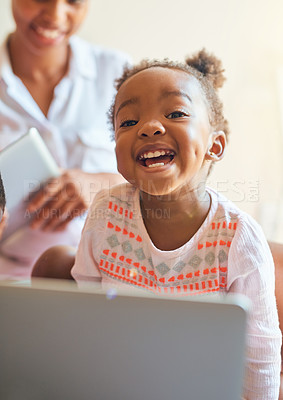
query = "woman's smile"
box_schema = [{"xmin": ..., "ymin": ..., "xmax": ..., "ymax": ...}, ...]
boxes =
[{"xmin": 31, "ymin": 23, "xmax": 66, "ymax": 44}]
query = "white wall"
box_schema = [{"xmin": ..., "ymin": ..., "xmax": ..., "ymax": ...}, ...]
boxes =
[{"xmin": 1, "ymin": 0, "xmax": 283, "ymax": 240}]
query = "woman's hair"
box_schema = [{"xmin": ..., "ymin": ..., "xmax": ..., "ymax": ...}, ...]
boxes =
[
  {"xmin": 109, "ymin": 48, "xmax": 229, "ymax": 141},
  {"xmin": 0, "ymin": 173, "xmax": 6, "ymax": 213}
]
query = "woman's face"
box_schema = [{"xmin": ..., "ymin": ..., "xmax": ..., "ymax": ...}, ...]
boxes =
[{"xmin": 11, "ymin": 0, "xmax": 89, "ymax": 52}]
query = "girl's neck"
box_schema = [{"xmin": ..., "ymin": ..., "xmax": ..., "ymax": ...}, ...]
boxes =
[
  {"xmin": 8, "ymin": 32, "xmax": 69, "ymax": 82},
  {"xmin": 140, "ymin": 185, "xmax": 211, "ymax": 251}
]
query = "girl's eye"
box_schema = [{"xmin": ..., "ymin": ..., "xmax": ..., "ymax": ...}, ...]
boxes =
[
  {"xmin": 120, "ymin": 120, "xmax": 137, "ymax": 127},
  {"xmin": 167, "ymin": 111, "xmax": 188, "ymax": 119}
]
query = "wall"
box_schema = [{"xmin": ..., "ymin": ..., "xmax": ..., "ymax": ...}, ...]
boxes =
[{"xmin": 1, "ymin": 0, "xmax": 283, "ymax": 240}]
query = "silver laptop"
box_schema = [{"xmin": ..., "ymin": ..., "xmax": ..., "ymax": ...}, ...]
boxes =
[
  {"xmin": 0, "ymin": 280, "xmax": 249, "ymax": 400},
  {"xmin": 0, "ymin": 128, "xmax": 59, "ymax": 242}
]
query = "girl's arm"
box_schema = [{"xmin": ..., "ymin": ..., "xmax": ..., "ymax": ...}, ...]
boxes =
[
  {"xmin": 71, "ymin": 189, "xmax": 110, "ymax": 285},
  {"xmin": 228, "ymin": 216, "xmax": 281, "ymax": 400},
  {"xmin": 0, "ymin": 210, "xmax": 7, "ymax": 239}
]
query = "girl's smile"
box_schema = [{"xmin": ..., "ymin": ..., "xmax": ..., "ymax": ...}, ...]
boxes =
[
  {"xmin": 114, "ymin": 67, "xmax": 223, "ymax": 197},
  {"xmin": 136, "ymin": 144, "xmax": 175, "ymax": 170}
]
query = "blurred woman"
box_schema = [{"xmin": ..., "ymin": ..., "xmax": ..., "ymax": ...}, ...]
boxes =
[{"xmin": 0, "ymin": 0, "xmax": 130, "ymax": 278}]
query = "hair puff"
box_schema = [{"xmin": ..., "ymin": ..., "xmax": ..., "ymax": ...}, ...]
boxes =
[{"xmin": 186, "ymin": 49, "xmax": 225, "ymax": 90}]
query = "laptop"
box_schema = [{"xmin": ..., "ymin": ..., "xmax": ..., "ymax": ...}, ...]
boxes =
[
  {"xmin": 0, "ymin": 280, "xmax": 249, "ymax": 400},
  {"xmin": 0, "ymin": 128, "xmax": 60, "ymax": 242}
]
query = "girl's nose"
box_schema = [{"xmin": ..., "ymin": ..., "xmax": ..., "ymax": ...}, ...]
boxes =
[
  {"xmin": 43, "ymin": 0, "xmax": 68, "ymax": 23},
  {"xmin": 137, "ymin": 120, "xmax": 166, "ymax": 138}
]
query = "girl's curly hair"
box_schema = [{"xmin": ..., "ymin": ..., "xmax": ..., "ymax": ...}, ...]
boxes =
[{"xmin": 109, "ymin": 48, "xmax": 229, "ymax": 142}]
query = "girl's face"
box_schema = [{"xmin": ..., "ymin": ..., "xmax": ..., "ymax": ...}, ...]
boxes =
[
  {"xmin": 114, "ymin": 67, "xmax": 225, "ymax": 197},
  {"xmin": 11, "ymin": 0, "xmax": 88, "ymax": 52}
]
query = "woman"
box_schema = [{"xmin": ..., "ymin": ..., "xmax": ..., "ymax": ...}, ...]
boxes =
[{"xmin": 0, "ymin": 0, "xmax": 130, "ymax": 278}]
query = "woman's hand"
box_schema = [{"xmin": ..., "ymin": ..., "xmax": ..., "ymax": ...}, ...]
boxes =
[{"xmin": 27, "ymin": 169, "xmax": 123, "ymax": 232}]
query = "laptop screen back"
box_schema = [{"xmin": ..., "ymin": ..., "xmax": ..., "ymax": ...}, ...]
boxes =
[{"xmin": 0, "ymin": 281, "xmax": 249, "ymax": 400}]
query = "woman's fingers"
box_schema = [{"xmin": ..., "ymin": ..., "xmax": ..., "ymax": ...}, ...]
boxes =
[
  {"xmin": 42, "ymin": 200, "xmax": 85, "ymax": 231},
  {"xmin": 27, "ymin": 176, "xmax": 64, "ymax": 213},
  {"xmin": 28, "ymin": 170, "xmax": 89, "ymax": 231}
]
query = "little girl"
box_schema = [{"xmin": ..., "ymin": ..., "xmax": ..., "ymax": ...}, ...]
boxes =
[{"xmin": 71, "ymin": 50, "xmax": 281, "ymax": 399}]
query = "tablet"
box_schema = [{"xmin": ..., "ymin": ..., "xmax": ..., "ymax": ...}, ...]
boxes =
[{"xmin": 0, "ymin": 128, "xmax": 60, "ymax": 242}]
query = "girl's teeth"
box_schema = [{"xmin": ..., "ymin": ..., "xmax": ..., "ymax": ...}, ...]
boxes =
[
  {"xmin": 148, "ymin": 162, "xmax": 165, "ymax": 168},
  {"xmin": 141, "ymin": 150, "xmax": 170, "ymax": 159}
]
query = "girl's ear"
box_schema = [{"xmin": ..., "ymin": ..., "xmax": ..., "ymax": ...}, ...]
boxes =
[{"xmin": 205, "ymin": 131, "xmax": 226, "ymax": 161}]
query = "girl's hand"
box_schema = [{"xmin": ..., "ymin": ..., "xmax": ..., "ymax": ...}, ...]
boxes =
[{"xmin": 27, "ymin": 169, "xmax": 92, "ymax": 232}]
